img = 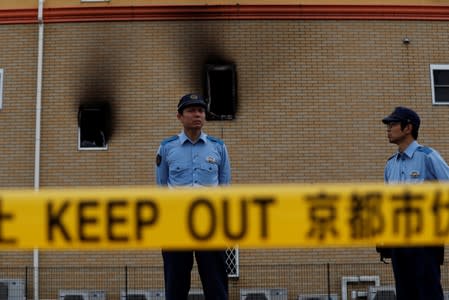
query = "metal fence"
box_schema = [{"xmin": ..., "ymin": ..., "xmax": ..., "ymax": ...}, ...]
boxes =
[{"xmin": 2, "ymin": 262, "xmax": 449, "ymax": 299}]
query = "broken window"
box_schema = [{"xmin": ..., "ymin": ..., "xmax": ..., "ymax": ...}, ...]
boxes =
[
  {"xmin": 78, "ymin": 102, "xmax": 110, "ymax": 150},
  {"xmin": 204, "ymin": 63, "xmax": 237, "ymax": 120}
]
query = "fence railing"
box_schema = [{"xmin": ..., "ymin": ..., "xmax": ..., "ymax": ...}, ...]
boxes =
[{"xmin": 1, "ymin": 262, "xmax": 448, "ymax": 299}]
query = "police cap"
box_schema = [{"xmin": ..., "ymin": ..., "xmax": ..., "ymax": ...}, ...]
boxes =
[
  {"xmin": 177, "ymin": 94, "xmax": 207, "ymax": 113},
  {"xmin": 382, "ymin": 106, "xmax": 420, "ymax": 128}
]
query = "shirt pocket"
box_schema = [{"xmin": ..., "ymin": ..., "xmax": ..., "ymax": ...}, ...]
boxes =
[
  {"xmin": 198, "ymin": 162, "xmax": 219, "ymax": 185},
  {"xmin": 169, "ymin": 162, "xmax": 190, "ymax": 182}
]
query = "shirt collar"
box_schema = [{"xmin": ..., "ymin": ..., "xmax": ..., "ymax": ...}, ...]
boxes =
[
  {"xmin": 397, "ymin": 140, "xmax": 419, "ymax": 160},
  {"xmin": 179, "ymin": 131, "xmax": 207, "ymax": 144}
]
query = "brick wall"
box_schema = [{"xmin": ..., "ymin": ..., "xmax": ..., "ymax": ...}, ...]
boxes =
[
  {"xmin": 1, "ymin": 18, "xmax": 449, "ymax": 297},
  {"xmin": 34, "ymin": 20, "xmax": 449, "ymax": 187}
]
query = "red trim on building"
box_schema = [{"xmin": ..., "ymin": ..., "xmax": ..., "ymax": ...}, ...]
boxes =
[
  {"xmin": 0, "ymin": 9, "xmax": 37, "ymax": 24},
  {"xmin": 2, "ymin": 5, "xmax": 449, "ymax": 24}
]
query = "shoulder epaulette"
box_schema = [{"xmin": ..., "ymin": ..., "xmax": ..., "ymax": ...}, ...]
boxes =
[
  {"xmin": 417, "ymin": 146, "xmax": 433, "ymax": 155},
  {"xmin": 161, "ymin": 135, "xmax": 179, "ymax": 145},
  {"xmin": 206, "ymin": 135, "xmax": 224, "ymax": 145},
  {"xmin": 387, "ymin": 153, "xmax": 396, "ymax": 161}
]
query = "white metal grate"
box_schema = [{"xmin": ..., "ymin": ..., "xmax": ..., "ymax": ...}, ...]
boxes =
[{"xmin": 226, "ymin": 246, "xmax": 239, "ymax": 278}]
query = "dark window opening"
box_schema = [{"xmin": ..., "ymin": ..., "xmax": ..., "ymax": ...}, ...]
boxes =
[
  {"xmin": 78, "ymin": 102, "xmax": 111, "ymax": 149},
  {"xmin": 204, "ymin": 64, "xmax": 237, "ymax": 120}
]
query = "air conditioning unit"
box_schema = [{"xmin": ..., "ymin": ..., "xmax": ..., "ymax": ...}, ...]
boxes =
[
  {"xmin": 59, "ymin": 290, "xmax": 106, "ymax": 300},
  {"xmin": 367, "ymin": 286, "xmax": 396, "ymax": 300},
  {"xmin": 240, "ymin": 288, "xmax": 288, "ymax": 300},
  {"xmin": 297, "ymin": 294, "xmax": 338, "ymax": 300},
  {"xmin": 444, "ymin": 291, "xmax": 449, "ymax": 300},
  {"xmin": 188, "ymin": 288, "xmax": 205, "ymax": 300},
  {"xmin": 120, "ymin": 289, "xmax": 165, "ymax": 300},
  {"xmin": 0, "ymin": 279, "xmax": 25, "ymax": 300}
]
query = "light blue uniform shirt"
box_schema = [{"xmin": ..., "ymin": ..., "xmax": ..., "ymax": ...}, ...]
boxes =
[
  {"xmin": 156, "ymin": 132, "xmax": 231, "ymax": 187},
  {"xmin": 384, "ymin": 140, "xmax": 449, "ymax": 183}
]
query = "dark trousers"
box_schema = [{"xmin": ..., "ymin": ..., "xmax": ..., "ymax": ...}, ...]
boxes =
[
  {"xmin": 162, "ymin": 250, "xmax": 228, "ymax": 300},
  {"xmin": 391, "ymin": 247, "xmax": 443, "ymax": 300}
]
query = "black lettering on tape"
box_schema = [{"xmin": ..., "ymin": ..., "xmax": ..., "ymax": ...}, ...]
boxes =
[
  {"xmin": 107, "ymin": 200, "xmax": 128, "ymax": 242},
  {"xmin": 392, "ymin": 190, "xmax": 424, "ymax": 238},
  {"xmin": 136, "ymin": 199, "xmax": 158, "ymax": 240},
  {"xmin": 306, "ymin": 192, "xmax": 339, "ymax": 241},
  {"xmin": 0, "ymin": 198, "xmax": 16, "ymax": 244},
  {"xmin": 47, "ymin": 201, "xmax": 71, "ymax": 241},
  {"xmin": 223, "ymin": 198, "xmax": 247, "ymax": 240},
  {"xmin": 188, "ymin": 198, "xmax": 216, "ymax": 241},
  {"xmin": 350, "ymin": 192, "xmax": 384, "ymax": 239},
  {"xmin": 79, "ymin": 201, "xmax": 100, "ymax": 242},
  {"xmin": 253, "ymin": 197, "xmax": 275, "ymax": 239},
  {"xmin": 432, "ymin": 189, "xmax": 449, "ymax": 237}
]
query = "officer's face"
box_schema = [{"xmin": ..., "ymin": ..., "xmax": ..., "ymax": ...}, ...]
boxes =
[
  {"xmin": 386, "ymin": 122, "xmax": 410, "ymax": 145},
  {"xmin": 177, "ymin": 106, "xmax": 206, "ymax": 130}
]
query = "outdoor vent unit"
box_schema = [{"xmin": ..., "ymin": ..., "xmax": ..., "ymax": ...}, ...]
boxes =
[
  {"xmin": 297, "ymin": 294, "xmax": 338, "ymax": 300},
  {"xmin": 59, "ymin": 290, "xmax": 106, "ymax": 300},
  {"xmin": 444, "ymin": 291, "xmax": 449, "ymax": 300},
  {"xmin": 0, "ymin": 279, "xmax": 25, "ymax": 300},
  {"xmin": 120, "ymin": 289, "xmax": 165, "ymax": 300},
  {"xmin": 367, "ymin": 286, "xmax": 396, "ymax": 300},
  {"xmin": 240, "ymin": 288, "xmax": 288, "ymax": 300},
  {"xmin": 188, "ymin": 288, "xmax": 205, "ymax": 300}
]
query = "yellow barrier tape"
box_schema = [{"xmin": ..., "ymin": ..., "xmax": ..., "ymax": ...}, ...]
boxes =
[{"xmin": 1, "ymin": 183, "xmax": 449, "ymax": 249}]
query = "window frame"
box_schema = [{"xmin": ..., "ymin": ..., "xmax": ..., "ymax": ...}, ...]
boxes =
[
  {"xmin": 77, "ymin": 127, "xmax": 108, "ymax": 151},
  {"xmin": 430, "ymin": 64, "xmax": 449, "ymax": 105},
  {"xmin": 0, "ymin": 68, "xmax": 3, "ymax": 110}
]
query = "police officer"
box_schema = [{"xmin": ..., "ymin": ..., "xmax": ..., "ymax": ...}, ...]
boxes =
[
  {"xmin": 156, "ymin": 93, "xmax": 231, "ymax": 300},
  {"xmin": 382, "ymin": 106, "xmax": 449, "ymax": 300}
]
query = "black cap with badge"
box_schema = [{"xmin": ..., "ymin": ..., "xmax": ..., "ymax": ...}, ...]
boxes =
[
  {"xmin": 382, "ymin": 106, "xmax": 421, "ymax": 129},
  {"xmin": 177, "ymin": 93, "xmax": 207, "ymax": 113}
]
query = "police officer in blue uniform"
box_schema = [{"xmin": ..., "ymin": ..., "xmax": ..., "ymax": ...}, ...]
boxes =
[
  {"xmin": 156, "ymin": 93, "xmax": 231, "ymax": 300},
  {"xmin": 382, "ymin": 106, "xmax": 449, "ymax": 300}
]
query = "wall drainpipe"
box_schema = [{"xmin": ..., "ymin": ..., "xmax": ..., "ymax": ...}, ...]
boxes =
[{"xmin": 34, "ymin": 1, "xmax": 45, "ymax": 300}]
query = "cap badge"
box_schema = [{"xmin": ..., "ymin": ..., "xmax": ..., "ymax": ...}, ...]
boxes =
[{"xmin": 190, "ymin": 94, "xmax": 198, "ymax": 100}]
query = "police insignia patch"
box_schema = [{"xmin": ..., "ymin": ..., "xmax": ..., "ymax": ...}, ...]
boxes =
[
  {"xmin": 410, "ymin": 170, "xmax": 420, "ymax": 178},
  {"xmin": 156, "ymin": 154, "xmax": 161, "ymax": 166}
]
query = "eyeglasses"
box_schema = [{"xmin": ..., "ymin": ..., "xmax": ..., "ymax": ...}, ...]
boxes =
[{"xmin": 386, "ymin": 122, "xmax": 401, "ymax": 129}]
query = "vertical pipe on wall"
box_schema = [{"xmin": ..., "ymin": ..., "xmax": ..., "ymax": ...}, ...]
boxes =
[
  {"xmin": 35, "ymin": 0, "xmax": 44, "ymax": 190},
  {"xmin": 34, "ymin": 1, "xmax": 44, "ymax": 300},
  {"xmin": 33, "ymin": 249, "xmax": 39, "ymax": 300}
]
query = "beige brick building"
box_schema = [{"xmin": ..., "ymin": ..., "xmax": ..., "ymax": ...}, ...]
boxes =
[{"xmin": 1, "ymin": 1, "xmax": 449, "ymax": 299}]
